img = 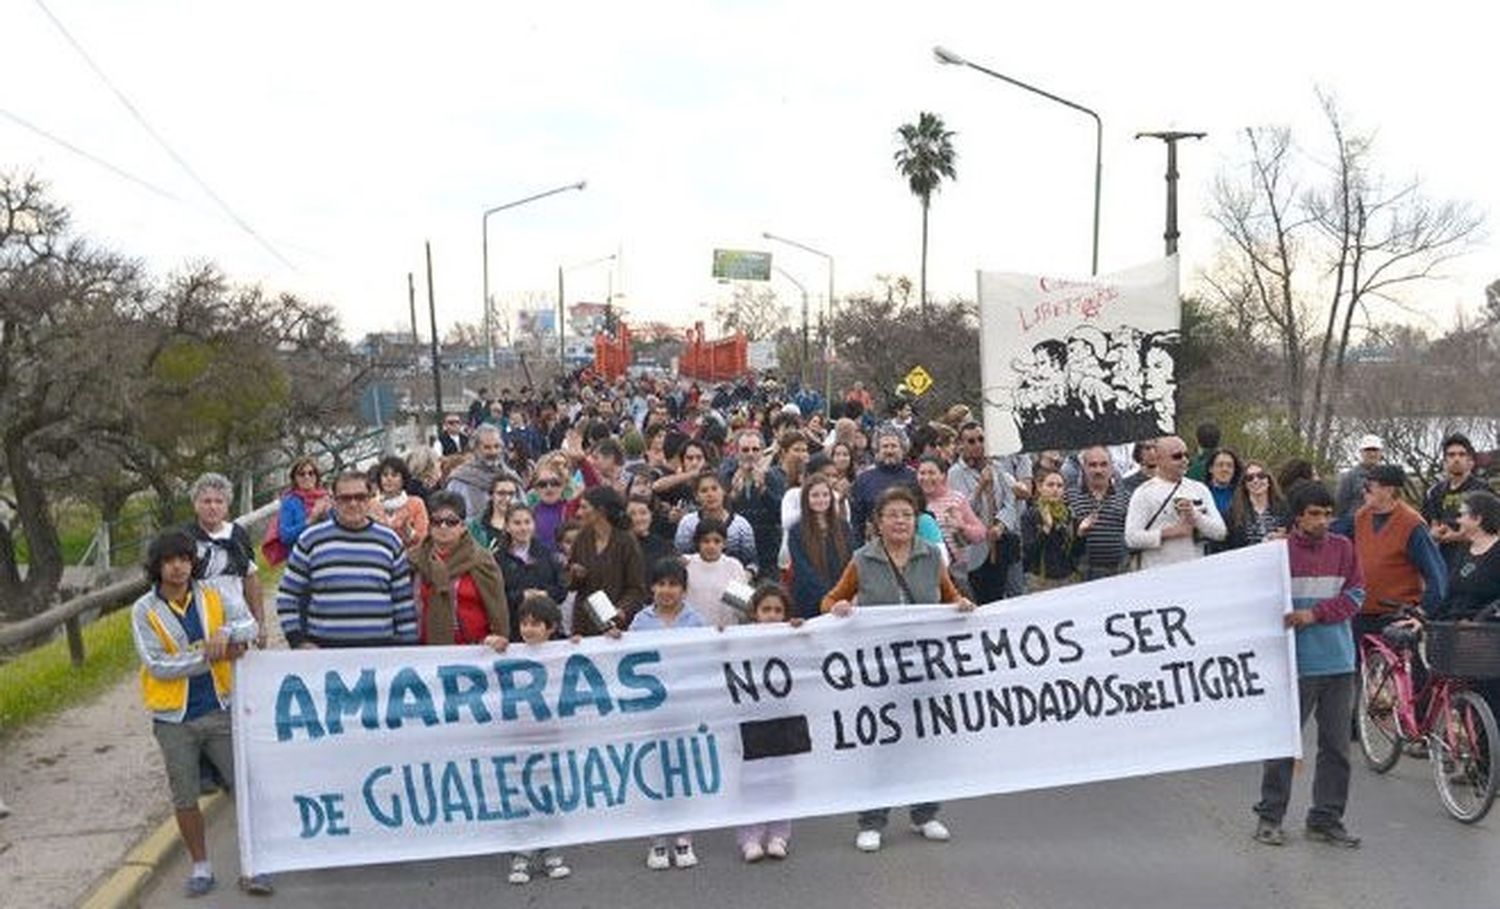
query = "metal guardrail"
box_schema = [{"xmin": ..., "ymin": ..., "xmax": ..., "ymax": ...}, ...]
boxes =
[
  {"xmin": 0, "ymin": 501, "xmax": 280, "ymax": 665},
  {"xmin": 4, "ymin": 426, "xmax": 402, "ymax": 666}
]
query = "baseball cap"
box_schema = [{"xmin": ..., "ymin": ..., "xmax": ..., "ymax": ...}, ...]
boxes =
[
  {"xmin": 1357, "ymin": 434, "xmax": 1384, "ymax": 451},
  {"xmin": 780, "ymin": 402, "xmax": 802, "ymax": 417},
  {"xmin": 1367, "ymin": 464, "xmax": 1406, "ymax": 488}
]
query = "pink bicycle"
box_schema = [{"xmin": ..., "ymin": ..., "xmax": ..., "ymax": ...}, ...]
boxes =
[{"xmin": 1357, "ymin": 618, "xmax": 1499, "ymax": 823}]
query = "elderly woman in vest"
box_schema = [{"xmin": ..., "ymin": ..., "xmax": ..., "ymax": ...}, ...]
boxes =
[
  {"xmin": 821, "ymin": 485, "xmax": 975, "ymax": 855},
  {"xmin": 131, "ymin": 530, "xmax": 269, "ymax": 897}
]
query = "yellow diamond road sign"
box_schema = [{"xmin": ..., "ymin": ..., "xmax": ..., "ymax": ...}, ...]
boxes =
[{"xmin": 904, "ymin": 365, "xmax": 934, "ymax": 397}]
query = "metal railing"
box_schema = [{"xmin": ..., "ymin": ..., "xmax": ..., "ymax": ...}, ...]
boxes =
[
  {"xmin": 3, "ymin": 424, "xmax": 409, "ymax": 664},
  {"xmin": 0, "ymin": 502, "xmax": 277, "ymax": 665}
]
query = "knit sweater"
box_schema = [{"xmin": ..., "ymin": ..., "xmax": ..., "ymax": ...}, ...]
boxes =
[
  {"xmin": 1286, "ymin": 530, "xmax": 1364, "ymax": 676},
  {"xmin": 1123, "ymin": 476, "xmax": 1227, "ymax": 569},
  {"xmin": 276, "ymin": 518, "xmax": 418, "ymax": 647}
]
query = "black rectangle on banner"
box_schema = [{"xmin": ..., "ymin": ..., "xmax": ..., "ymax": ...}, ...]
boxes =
[{"xmin": 739, "ymin": 715, "xmax": 812, "ymax": 761}]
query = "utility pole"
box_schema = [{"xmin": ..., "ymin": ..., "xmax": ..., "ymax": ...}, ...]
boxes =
[
  {"xmin": 556, "ymin": 265, "xmax": 566, "ymax": 372},
  {"xmin": 425, "ymin": 242, "xmax": 442, "ymax": 439},
  {"xmin": 407, "ymin": 272, "xmax": 418, "ymax": 343},
  {"xmin": 1134, "ymin": 131, "xmax": 1206, "ymax": 256}
]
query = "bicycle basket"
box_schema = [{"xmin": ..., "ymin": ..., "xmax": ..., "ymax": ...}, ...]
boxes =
[{"xmin": 1426, "ymin": 622, "xmax": 1500, "ymax": 679}]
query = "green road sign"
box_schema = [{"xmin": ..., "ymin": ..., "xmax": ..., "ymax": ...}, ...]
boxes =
[{"xmin": 712, "ymin": 248, "xmax": 772, "ymax": 281}]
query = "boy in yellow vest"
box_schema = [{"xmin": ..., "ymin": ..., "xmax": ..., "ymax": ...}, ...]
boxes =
[{"xmin": 131, "ymin": 530, "xmax": 270, "ymax": 898}]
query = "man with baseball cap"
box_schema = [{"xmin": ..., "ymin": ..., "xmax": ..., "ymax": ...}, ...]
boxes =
[
  {"xmin": 1334, "ymin": 434, "xmax": 1385, "ymax": 519},
  {"xmin": 1339, "ymin": 462, "xmax": 1447, "ymax": 657}
]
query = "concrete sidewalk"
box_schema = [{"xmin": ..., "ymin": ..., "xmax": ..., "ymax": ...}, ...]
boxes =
[
  {"xmin": 0, "ymin": 674, "xmax": 170, "ymax": 909},
  {"xmin": 1, "ymin": 594, "xmax": 283, "ymax": 908}
]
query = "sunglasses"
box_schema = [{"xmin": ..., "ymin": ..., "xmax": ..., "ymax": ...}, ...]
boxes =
[
  {"xmin": 534, "ymin": 479, "xmax": 562, "ymax": 488},
  {"xmin": 431, "ymin": 516, "xmax": 464, "ymax": 528},
  {"xmin": 334, "ymin": 493, "xmax": 370, "ymax": 504}
]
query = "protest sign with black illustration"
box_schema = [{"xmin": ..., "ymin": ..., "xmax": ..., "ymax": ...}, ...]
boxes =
[{"xmin": 977, "ymin": 256, "xmax": 1180, "ymax": 455}]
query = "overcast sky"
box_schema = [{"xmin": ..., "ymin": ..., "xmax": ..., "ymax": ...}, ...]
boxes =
[{"xmin": 4, "ymin": 0, "xmax": 1496, "ymax": 341}]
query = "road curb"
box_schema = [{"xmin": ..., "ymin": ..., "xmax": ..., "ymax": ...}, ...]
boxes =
[{"xmin": 78, "ymin": 792, "xmax": 227, "ymax": 909}]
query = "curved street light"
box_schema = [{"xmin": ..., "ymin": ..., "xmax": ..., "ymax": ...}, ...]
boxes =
[
  {"xmin": 481, "ymin": 180, "xmax": 587, "ymax": 368},
  {"xmin": 556, "ymin": 253, "xmax": 616, "ymax": 367},
  {"xmin": 763, "ymin": 231, "xmax": 835, "ymax": 411},
  {"xmin": 934, "ymin": 46, "xmax": 1101, "ymax": 275}
]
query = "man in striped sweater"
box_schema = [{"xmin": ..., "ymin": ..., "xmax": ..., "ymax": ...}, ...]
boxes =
[
  {"xmin": 1068, "ymin": 446, "xmax": 1129, "ymax": 580},
  {"xmin": 1252, "ymin": 481, "xmax": 1365, "ymax": 849},
  {"xmin": 277, "ymin": 470, "xmax": 418, "ymax": 648}
]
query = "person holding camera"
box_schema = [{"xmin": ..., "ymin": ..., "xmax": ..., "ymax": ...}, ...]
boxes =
[{"xmin": 1124, "ymin": 435, "xmax": 1226, "ymax": 570}]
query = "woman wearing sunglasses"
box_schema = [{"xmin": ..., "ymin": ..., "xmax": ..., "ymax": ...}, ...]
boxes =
[
  {"xmin": 262, "ymin": 457, "xmax": 330, "ymax": 565},
  {"xmin": 1228, "ymin": 461, "xmax": 1289, "ymax": 548},
  {"xmin": 409, "ymin": 491, "xmax": 508, "ymax": 648},
  {"xmin": 528, "ymin": 465, "xmax": 571, "ymax": 556}
]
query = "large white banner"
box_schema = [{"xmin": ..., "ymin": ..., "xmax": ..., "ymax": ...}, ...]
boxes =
[
  {"xmin": 235, "ymin": 543, "xmax": 1298, "ymax": 875},
  {"xmin": 977, "ymin": 256, "xmax": 1180, "ymax": 455}
]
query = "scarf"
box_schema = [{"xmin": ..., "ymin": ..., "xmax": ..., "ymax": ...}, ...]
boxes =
[
  {"xmin": 408, "ymin": 532, "xmax": 506, "ymax": 644},
  {"xmin": 286, "ymin": 485, "xmax": 328, "ymax": 511},
  {"xmin": 380, "ymin": 491, "xmax": 410, "ymax": 516},
  {"xmin": 1038, "ymin": 497, "xmax": 1071, "ymax": 528}
]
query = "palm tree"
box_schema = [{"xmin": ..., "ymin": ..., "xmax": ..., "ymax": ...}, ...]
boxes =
[{"xmin": 894, "ymin": 112, "xmax": 958, "ymax": 316}]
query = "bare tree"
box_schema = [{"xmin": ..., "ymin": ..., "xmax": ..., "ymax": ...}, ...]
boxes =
[
  {"xmin": 1204, "ymin": 95, "xmax": 1484, "ymax": 460},
  {"xmin": 713, "ymin": 284, "xmax": 788, "ymax": 341}
]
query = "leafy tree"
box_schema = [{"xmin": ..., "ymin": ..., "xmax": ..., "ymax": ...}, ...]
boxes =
[
  {"xmin": 828, "ymin": 295, "xmax": 979, "ymax": 418},
  {"xmin": 0, "ymin": 173, "xmax": 362, "ymax": 619},
  {"xmin": 893, "ymin": 112, "xmax": 958, "ymax": 317}
]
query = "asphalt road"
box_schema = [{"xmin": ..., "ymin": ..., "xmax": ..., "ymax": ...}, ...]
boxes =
[{"xmin": 140, "ymin": 737, "xmax": 1499, "ymax": 909}]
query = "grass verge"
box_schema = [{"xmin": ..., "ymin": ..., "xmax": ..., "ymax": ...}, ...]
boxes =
[{"xmin": 0, "ymin": 608, "xmax": 139, "ymax": 737}]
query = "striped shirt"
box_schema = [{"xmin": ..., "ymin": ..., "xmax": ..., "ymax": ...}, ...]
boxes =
[
  {"xmin": 1066, "ymin": 482, "xmax": 1129, "ymax": 570},
  {"xmin": 1286, "ymin": 530, "xmax": 1364, "ymax": 676},
  {"xmin": 276, "ymin": 518, "xmax": 417, "ymax": 647}
]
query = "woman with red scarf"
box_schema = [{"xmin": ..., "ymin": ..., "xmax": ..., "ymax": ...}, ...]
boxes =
[
  {"xmin": 409, "ymin": 491, "xmax": 509, "ymax": 646},
  {"xmin": 262, "ymin": 457, "xmax": 331, "ymax": 564}
]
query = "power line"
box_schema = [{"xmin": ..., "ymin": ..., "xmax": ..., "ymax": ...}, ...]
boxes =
[
  {"xmin": 0, "ymin": 107, "xmax": 183, "ymax": 203},
  {"xmin": 1, "ymin": 107, "xmax": 330, "ymax": 262},
  {"xmin": 33, "ymin": 0, "xmax": 296, "ymax": 270}
]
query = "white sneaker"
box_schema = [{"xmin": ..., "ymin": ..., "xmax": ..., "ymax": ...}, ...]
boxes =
[
  {"xmin": 855, "ymin": 829, "xmax": 882, "ymax": 852},
  {"xmin": 673, "ymin": 839, "xmax": 699, "ymax": 868},
  {"xmin": 507, "ymin": 856, "xmax": 531, "ymax": 885},
  {"xmin": 646, "ymin": 845, "xmax": 671, "ymax": 870},
  {"xmin": 912, "ymin": 819, "xmax": 951, "ymax": 841},
  {"xmin": 543, "ymin": 855, "xmax": 571, "ymax": 880},
  {"xmin": 765, "ymin": 837, "xmax": 788, "ymax": 859},
  {"xmin": 742, "ymin": 841, "xmax": 764, "ymax": 863}
]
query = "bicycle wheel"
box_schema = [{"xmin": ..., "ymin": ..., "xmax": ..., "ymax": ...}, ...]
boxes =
[
  {"xmin": 1431, "ymin": 689, "xmax": 1499, "ymax": 824},
  {"xmin": 1358, "ymin": 650, "xmax": 1403, "ymax": 772}
]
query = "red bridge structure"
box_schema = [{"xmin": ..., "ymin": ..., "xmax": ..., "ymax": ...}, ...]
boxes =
[
  {"xmin": 679, "ymin": 321, "xmax": 747, "ymax": 382},
  {"xmin": 592, "ymin": 323, "xmax": 632, "ymax": 380}
]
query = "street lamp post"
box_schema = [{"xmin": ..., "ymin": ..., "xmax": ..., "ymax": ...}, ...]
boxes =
[
  {"xmin": 481, "ymin": 180, "xmax": 587, "ymax": 369},
  {"xmin": 557, "ymin": 254, "xmax": 616, "ymax": 371},
  {"xmin": 774, "ymin": 265, "xmax": 811, "ymax": 387},
  {"xmin": 933, "ymin": 46, "xmax": 1102, "ymax": 275},
  {"xmin": 762, "ymin": 231, "xmax": 835, "ymax": 411}
]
